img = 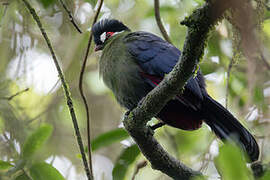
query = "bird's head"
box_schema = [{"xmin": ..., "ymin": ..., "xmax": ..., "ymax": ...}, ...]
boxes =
[{"xmin": 92, "ymin": 19, "xmax": 130, "ymax": 51}]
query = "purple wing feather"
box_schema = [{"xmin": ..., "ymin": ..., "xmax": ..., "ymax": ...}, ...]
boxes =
[{"xmin": 124, "ymin": 31, "xmax": 204, "ymax": 106}]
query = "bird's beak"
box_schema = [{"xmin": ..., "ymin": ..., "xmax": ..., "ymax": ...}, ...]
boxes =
[{"xmin": 95, "ymin": 44, "xmax": 103, "ymax": 51}]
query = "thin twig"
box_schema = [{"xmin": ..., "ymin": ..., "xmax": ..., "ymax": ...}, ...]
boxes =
[
  {"xmin": 2, "ymin": 2, "xmax": 9, "ymax": 5},
  {"xmin": 225, "ymin": 58, "xmax": 234, "ymax": 108},
  {"xmin": 20, "ymin": 0, "xmax": 91, "ymax": 179},
  {"xmin": 259, "ymin": 138, "xmax": 264, "ymax": 161},
  {"xmin": 27, "ymin": 103, "xmax": 55, "ymax": 125},
  {"xmin": 79, "ymin": 0, "xmax": 104, "ymax": 178},
  {"xmin": 0, "ymin": 2, "xmax": 9, "ymax": 27},
  {"xmin": 0, "ymin": 88, "xmax": 29, "ymax": 101},
  {"xmin": 22, "ymin": 168, "xmax": 34, "ymax": 180},
  {"xmin": 58, "ymin": 0, "xmax": 82, "ymax": 33},
  {"xmin": 199, "ymin": 137, "xmax": 215, "ymax": 172},
  {"xmin": 131, "ymin": 160, "xmax": 148, "ymax": 180},
  {"xmin": 260, "ymin": 52, "xmax": 270, "ymax": 70},
  {"xmin": 3, "ymin": 132, "xmax": 19, "ymax": 155},
  {"xmin": 154, "ymin": 0, "xmax": 172, "ymax": 44}
]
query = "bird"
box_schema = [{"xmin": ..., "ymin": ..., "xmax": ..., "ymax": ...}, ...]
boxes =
[{"xmin": 92, "ymin": 19, "xmax": 259, "ymax": 162}]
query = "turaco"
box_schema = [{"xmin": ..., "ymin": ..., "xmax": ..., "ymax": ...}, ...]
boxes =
[{"xmin": 92, "ymin": 19, "xmax": 259, "ymax": 162}]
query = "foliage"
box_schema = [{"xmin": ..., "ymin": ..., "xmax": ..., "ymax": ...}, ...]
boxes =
[
  {"xmin": 29, "ymin": 162, "xmax": 65, "ymax": 180},
  {"xmin": 112, "ymin": 145, "xmax": 140, "ymax": 180},
  {"xmin": 0, "ymin": 0, "xmax": 269, "ymax": 179},
  {"xmin": 0, "ymin": 124, "xmax": 57, "ymax": 179},
  {"xmin": 0, "ymin": 160, "xmax": 13, "ymax": 170},
  {"xmin": 91, "ymin": 128, "xmax": 129, "ymax": 152},
  {"xmin": 214, "ymin": 142, "xmax": 253, "ymax": 180},
  {"xmin": 22, "ymin": 124, "xmax": 53, "ymax": 159}
]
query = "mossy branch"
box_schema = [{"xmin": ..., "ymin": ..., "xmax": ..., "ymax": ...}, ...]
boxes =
[
  {"xmin": 21, "ymin": 0, "xmax": 92, "ymax": 179},
  {"xmin": 123, "ymin": 1, "xmax": 239, "ymax": 179}
]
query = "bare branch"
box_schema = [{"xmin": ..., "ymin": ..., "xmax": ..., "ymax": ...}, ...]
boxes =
[
  {"xmin": 79, "ymin": 0, "xmax": 104, "ymax": 177},
  {"xmin": 260, "ymin": 52, "xmax": 270, "ymax": 70},
  {"xmin": 154, "ymin": 0, "xmax": 172, "ymax": 44},
  {"xmin": 0, "ymin": 2, "xmax": 9, "ymax": 28},
  {"xmin": 131, "ymin": 160, "xmax": 148, "ymax": 180},
  {"xmin": 0, "ymin": 88, "xmax": 29, "ymax": 101},
  {"xmin": 20, "ymin": 0, "xmax": 91, "ymax": 179},
  {"xmin": 58, "ymin": 0, "xmax": 82, "ymax": 33}
]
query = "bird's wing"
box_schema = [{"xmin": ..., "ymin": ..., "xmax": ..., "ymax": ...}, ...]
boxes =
[
  {"xmin": 124, "ymin": 31, "xmax": 204, "ymax": 109},
  {"xmin": 124, "ymin": 31, "xmax": 179, "ymax": 76}
]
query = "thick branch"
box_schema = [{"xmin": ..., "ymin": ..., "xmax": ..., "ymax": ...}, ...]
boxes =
[
  {"xmin": 123, "ymin": 1, "xmax": 238, "ymax": 179},
  {"xmin": 21, "ymin": 0, "xmax": 91, "ymax": 179}
]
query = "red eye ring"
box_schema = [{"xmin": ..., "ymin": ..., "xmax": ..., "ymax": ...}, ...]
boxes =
[{"xmin": 106, "ymin": 32, "xmax": 115, "ymax": 38}]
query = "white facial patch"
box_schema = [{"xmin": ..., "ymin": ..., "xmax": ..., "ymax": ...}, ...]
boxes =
[
  {"xmin": 100, "ymin": 32, "xmax": 106, "ymax": 43},
  {"xmin": 100, "ymin": 30, "xmax": 125, "ymax": 43}
]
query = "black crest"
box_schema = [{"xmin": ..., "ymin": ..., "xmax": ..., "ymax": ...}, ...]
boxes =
[{"xmin": 92, "ymin": 19, "xmax": 130, "ymax": 45}]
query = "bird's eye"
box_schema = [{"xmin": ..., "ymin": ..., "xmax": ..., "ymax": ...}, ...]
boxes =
[
  {"xmin": 100, "ymin": 32, "xmax": 106, "ymax": 43},
  {"xmin": 106, "ymin": 32, "xmax": 114, "ymax": 39}
]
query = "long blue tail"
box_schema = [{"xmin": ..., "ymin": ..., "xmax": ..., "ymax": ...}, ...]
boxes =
[{"xmin": 202, "ymin": 95, "xmax": 259, "ymax": 162}]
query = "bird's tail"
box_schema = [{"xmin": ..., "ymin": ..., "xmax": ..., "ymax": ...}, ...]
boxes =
[{"xmin": 202, "ymin": 95, "xmax": 259, "ymax": 162}]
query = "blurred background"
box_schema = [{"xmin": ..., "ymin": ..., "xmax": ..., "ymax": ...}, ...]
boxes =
[{"xmin": 0, "ymin": 0, "xmax": 269, "ymax": 179}]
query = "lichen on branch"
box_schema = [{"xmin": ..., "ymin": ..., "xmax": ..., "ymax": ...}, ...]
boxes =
[{"xmin": 123, "ymin": 0, "xmax": 239, "ymax": 179}]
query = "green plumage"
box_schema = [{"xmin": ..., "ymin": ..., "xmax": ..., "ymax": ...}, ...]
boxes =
[
  {"xmin": 93, "ymin": 19, "xmax": 259, "ymax": 162},
  {"xmin": 99, "ymin": 32, "xmax": 152, "ymax": 109}
]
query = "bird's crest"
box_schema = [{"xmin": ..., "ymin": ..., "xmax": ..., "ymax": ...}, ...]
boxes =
[{"xmin": 92, "ymin": 19, "xmax": 130, "ymax": 46}]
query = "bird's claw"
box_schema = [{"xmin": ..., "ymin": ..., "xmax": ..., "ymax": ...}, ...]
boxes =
[
  {"xmin": 150, "ymin": 122, "xmax": 166, "ymax": 131},
  {"xmin": 147, "ymin": 122, "xmax": 165, "ymax": 136}
]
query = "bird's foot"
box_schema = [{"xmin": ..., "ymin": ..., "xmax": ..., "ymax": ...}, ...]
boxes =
[{"xmin": 147, "ymin": 122, "xmax": 165, "ymax": 136}]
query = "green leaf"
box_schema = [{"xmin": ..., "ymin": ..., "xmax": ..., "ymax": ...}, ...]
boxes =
[
  {"xmin": 22, "ymin": 124, "xmax": 53, "ymax": 159},
  {"xmin": 37, "ymin": 0, "xmax": 56, "ymax": 8},
  {"xmin": 0, "ymin": 160, "xmax": 13, "ymax": 170},
  {"xmin": 14, "ymin": 173, "xmax": 31, "ymax": 180},
  {"xmin": 200, "ymin": 61, "xmax": 218, "ymax": 75},
  {"xmin": 30, "ymin": 162, "xmax": 65, "ymax": 180},
  {"xmin": 91, "ymin": 128, "xmax": 129, "ymax": 151},
  {"xmin": 113, "ymin": 145, "xmax": 140, "ymax": 180},
  {"xmin": 175, "ymin": 127, "xmax": 210, "ymax": 156},
  {"xmin": 214, "ymin": 142, "xmax": 253, "ymax": 180}
]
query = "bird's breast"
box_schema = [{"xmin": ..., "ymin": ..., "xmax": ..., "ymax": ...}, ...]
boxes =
[{"xmin": 99, "ymin": 42, "xmax": 152, "ymax": 109}]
